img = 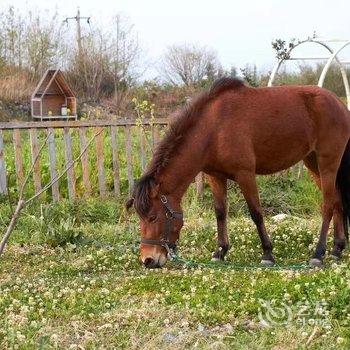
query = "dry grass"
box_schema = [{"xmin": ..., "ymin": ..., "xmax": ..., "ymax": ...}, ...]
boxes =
[{"xmin": 0, "ymin": 67, "xmax": 34, "ymax": 102}]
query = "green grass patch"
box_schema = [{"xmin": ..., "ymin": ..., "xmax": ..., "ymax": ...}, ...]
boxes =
[{"xmin": 0, "ymin": 174, "xmax": 349, "ymax": 349}]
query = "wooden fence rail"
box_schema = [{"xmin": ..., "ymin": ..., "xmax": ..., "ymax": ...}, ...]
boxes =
[{"xmin": 0, "ymin": 119, "xmax": 173, "ymax": 201}]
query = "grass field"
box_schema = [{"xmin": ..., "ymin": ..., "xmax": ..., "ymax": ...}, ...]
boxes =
[{"xmin": 1, "ymin": 174, "xmax": 350, "ymax": 349}]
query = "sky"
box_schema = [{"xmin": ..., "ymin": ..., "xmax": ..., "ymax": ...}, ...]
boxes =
[{"xmin": 2, "ymin": 0, "xmax": 350, "ymax": 79}]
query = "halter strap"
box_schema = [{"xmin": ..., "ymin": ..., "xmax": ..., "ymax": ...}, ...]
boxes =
[
  {"xmin": 140, "ymin": 194, "xmax": 183, "ymax": 255},
  {"xmin": 159, "ymin": 195, "xmax": 183, "ymax": 220}
]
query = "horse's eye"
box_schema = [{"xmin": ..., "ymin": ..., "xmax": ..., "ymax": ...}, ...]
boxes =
[{"xmin": 148, "ymin": 215, "xmax": 157, "ymax": 223}]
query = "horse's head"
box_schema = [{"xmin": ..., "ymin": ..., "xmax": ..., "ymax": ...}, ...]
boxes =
[{"xmin": 126, "ymin": 175, "xmax": 183, "ymax": 268}]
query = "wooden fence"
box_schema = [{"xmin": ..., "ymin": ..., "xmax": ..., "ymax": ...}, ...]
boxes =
[
  {"xmin": 0, "ymin": 119, "xmax": 174, "ymax": 202},
  {"xmin": 0, "ymin": 119, "xmax": 304, "ymax": 203}
]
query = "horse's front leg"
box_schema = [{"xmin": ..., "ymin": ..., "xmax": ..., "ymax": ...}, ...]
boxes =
[
  {"xmin": 235, "ymin": 171, "xmax": 275, "ymax": 265},
  {"xmin": 206, "ymin": 174, "xmax": 230, "ymax": 261}
]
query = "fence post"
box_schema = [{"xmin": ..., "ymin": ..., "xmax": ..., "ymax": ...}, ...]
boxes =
[
  {"xmin": 47, "ymin": 128, "xmax": 60, "ymax": 202},
  {"xmin": 195, "ymin": 172, "xmax": 204, "ymax": 198},
  {"xmin": 0, "ymin": 131, "xmax": 7, "ymax": 195},
  {"xmin": 125, "ymin": 125, "xmax": 134, "ymax": 195},
  {"xmin": 110, "ymin": 126, "xmax": 120, "ymax": 197},
  {"xmin": 64, "ymin": 127, "xmax": 76, "ymax": 200},
  {"xmin": 79, "ymin": 127, "xmax": 92, "ymax": 197},
  {"xmin": 13, "ymin": 129, "xmax": 24, "ymax": 191},
  {"xmin": 29, "ymin": 128, "xmax": 42, "ymax": 196},
  {"xmin": 297, "ymin": 162, "xmax": 304, "ymax": 179},
  {"xmin": 152, "ymin": 125, "xmax": 160, "ymax": 150},
  {"xmin": 140, "ymin": 127, "xmax": 147, "ymax": 172},
  {"xmin": 95, "ymin": 126, "xmax": 106, "ymax": 197}
]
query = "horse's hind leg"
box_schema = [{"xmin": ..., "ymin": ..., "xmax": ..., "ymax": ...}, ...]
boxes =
[
  {"xmin": 303, "ymin": 152, "xmax": 321, "ymax": 189},
  {"xmin": 206, "ymin": 174, "xmax": 229, "ymax": 261},
  {"xmin": 304, "ymin": 153, "xmax": 346, "ymax": 261},
  {"xmin": 330, "ymin": 190, "xmax": 346, "ymax": 259},
  {"xmin": 309, "ymin": 154, "xmax": 341, "ymax": 266},
  {"xmin": 235, "ymin": 171, "xmax": 275, "ymax": 265}
]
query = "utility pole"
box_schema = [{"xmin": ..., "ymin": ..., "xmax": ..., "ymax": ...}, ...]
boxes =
[{"xmin": 64, "ymin": 8, "xmax": 91, "ymax": 60}]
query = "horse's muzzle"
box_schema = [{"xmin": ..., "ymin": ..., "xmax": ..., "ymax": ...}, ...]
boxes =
[{"xmin": 142, "ymin": 257, "xmax": 161, "ymax": 268}]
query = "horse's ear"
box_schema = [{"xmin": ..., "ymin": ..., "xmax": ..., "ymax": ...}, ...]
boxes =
[{"xmin": 125, "ymin": 198, "xmax": 134, "ymax": 211}]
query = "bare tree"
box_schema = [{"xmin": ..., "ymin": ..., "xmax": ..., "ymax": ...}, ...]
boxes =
[
  {"xmin": 67, "ymin": 27, "xmax": 108, "ymax": 101},
  {"xmin": 66, "ymin": 14, "xmax": 141, "ymax": 106},
  {"xmin": 0, "ymin": 7, "xmax": 23, "ymax": 66},
  {"xmin": 160, "ymin": 44, "xmax": 220, "ymax": 86},
  {"xmin": 0, "ymin": 7, "xmax": 142, "ymax": 107},
  {"xmin": 24, "ymin": 11, "xmax": 63, "ymax": 80},
  {"xmin": 0, "ymin": 7, "xmax": 63, "ymax": 80},
  {"xmin": 108, "ymin": 15, "xmax": 141, "ymax": 111}
]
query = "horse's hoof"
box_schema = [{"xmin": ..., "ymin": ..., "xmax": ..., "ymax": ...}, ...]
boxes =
[
  {"xmin": 260, "ymin": 259, "xmax": 275, "ymax": 266},
  {"xmin": 211, "ymin": 253, "xmax": 224, "ymax": 262},
  {"xmin": 330, "ymin": 247, "xmax": 342, "ymax": 261},
  {"xmin": 212, "ymin": 248, "xmax": 226, "ymax": 261},
  {"xmin": 329, "ymin": 253, "xmax": 341, "ymax": 261},
  {"xmin": 309, "ymin": 258, "xmax": 323, "ymax": 267}
]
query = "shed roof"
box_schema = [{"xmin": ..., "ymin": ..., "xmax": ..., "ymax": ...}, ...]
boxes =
[{"xmin": 32, "ymin": 69, "xmax": 75, "ymax": 99}]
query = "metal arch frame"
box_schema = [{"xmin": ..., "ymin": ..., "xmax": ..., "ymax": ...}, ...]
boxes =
[
  {"xmin": 268, "ymin": 38, "xmax": 350, "ymax": 110},
  {"xmin": 318, "ymin": 40, "xmax": 350, "ymax": 109}
]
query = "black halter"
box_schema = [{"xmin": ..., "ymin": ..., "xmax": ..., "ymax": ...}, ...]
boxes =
[{"xmin": 140, "ymin": 194, "xmax": 183, "ymax": 256}]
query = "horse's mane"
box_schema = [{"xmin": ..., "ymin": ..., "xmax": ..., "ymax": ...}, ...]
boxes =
[{"xmin": 130, "ymin": 77, "xmax": 245, "ymax": 217}]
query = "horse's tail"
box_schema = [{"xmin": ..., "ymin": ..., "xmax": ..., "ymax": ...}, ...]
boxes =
[{"xmin": 336, "ymin": 139, "xmax": 350, "ymax": 242}]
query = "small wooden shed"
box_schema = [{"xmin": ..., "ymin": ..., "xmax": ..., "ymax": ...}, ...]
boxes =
[{"xmin": 31, "ymin": 69, "xmax": 77, "ymax": 120}]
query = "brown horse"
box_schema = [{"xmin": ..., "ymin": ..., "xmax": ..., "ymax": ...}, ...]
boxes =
[{"xmin": 127, "ymin": 77, "xmax": 350, "ymax": 268}]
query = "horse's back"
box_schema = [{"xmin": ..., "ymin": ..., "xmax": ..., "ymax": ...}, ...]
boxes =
[{"xmin": 210, "ymin": 84, "xmax": 350, "ymax": 175}]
